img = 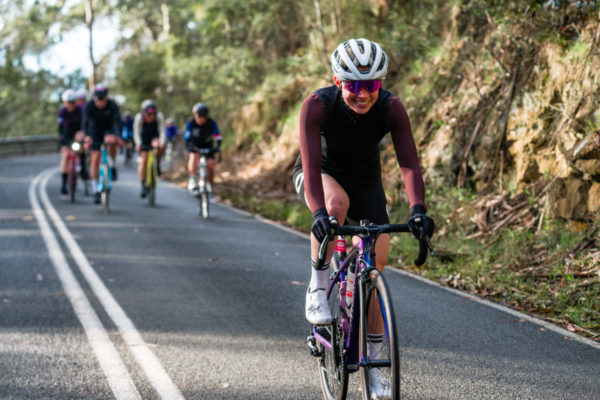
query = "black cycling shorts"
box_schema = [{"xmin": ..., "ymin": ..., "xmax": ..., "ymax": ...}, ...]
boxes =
[
  {"xmin": 59, "ymin": 130, "xmax": 77, "ymax": 147},
  {"xmin": 292, "ymin": 167, "xmax": 389, "ymax": 225},
  {"xmin": 89, "ymin": 130, "xmax": 116, "ymax": 151}
]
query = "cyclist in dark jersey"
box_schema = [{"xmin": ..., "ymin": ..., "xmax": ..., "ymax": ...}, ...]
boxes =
[
  {"xmin": 134, "ymin": 100, "xmax": 166, "ymax": 197},
  {"xmin": 75, "ymin": 89, "xmax": 87, "ymax": 108},
  {"xmin": 184, "ymin": 103, "xmax": 222, "ymax": 194},
  {"xmin": 294, "ymin": 38, "xmax": 435, "ymax": 399},
  {"xmin": 57, "ymin": 89, "xmax": 83, "ymax": 195},
  {"xmin": 83, "ymin": 84, "xmax": 121, "ymax": 204}
]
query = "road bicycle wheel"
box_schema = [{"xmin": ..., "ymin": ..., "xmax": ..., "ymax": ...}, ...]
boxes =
[
  {"xmin": 359, "ymin": 269, "xmax": 399, "ymax": 400},
  {"xmin": 69, "ymin": 160, "xmax": 77, "ymax": 203},
  {"xmin": 317, "ymin": 274, "xmax": 349, "ymax": 400},
  {"xmin": 200, "ymin": 188, "xmax": 209, "ymax": 218},
  {"xmin": 101, "ymin": 164, "xmax": 110, "ymax": 213},
  {"xmin": 148, "ymin": 157, "xmax": 157, "ymax": 207}
]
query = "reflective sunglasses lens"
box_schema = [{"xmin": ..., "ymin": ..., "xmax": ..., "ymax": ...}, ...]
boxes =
[{"xmin": 343, "ymin": 80, "xmax": 381, "ymax": 94}]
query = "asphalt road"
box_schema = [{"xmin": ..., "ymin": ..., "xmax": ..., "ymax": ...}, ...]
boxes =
[{"xmin": 1, "ymin": 153, "xmax": 599, "ymax": 400}]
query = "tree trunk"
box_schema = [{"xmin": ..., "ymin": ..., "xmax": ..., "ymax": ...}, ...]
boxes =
[
  {"xmin": 313, "ymin": 0, "xmax": 328, "ymax": 69},
  {"xmin": 84, "ymin": 0, "xmax": 96, "ymax": 89},
  {"xmin": 161, "ymin": 3, "xmax": 170, "ymax": 36}
]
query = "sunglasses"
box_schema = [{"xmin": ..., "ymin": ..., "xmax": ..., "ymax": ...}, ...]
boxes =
[{"xmin": 342, "ymin": 80, "xmax": 382, "ymax": 94}]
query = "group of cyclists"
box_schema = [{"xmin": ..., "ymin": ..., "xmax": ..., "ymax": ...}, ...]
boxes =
[
  {"xmin": 57, "ymin": 85, "xmax": 222, "ymax": 203},
  {"xmin": 57, "ymin": 38, "xmax": 434, "ymax": 400}
]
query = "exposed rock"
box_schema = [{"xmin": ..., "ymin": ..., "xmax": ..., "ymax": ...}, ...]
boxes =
[{"xmin": 548, "ymin": 177, "xmax": 593, "ymax": 221}]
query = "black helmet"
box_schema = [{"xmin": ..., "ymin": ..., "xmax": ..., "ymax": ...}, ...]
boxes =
[
  {"xmin": 192, "ymin": 102, "xmax": 209, "ymax": 117},
  {"xmin": 93, "ymin": 84, "xmax": 108, "ymax": 100}
]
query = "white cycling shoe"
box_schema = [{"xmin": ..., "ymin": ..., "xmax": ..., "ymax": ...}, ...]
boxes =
[
  {"xmin": 187, "ymin": 178, "xmax": 199, "ymax": 193},
  {"xmin": 305, "ymin": 287, "xmax": 332, "ymax": 325},
  {"xmin": 368, "ymin": 368, "xmax": 392, "ymax": 400}
]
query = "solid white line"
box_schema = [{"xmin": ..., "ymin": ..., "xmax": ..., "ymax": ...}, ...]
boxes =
[
  {"xmin": 39, "ymin": 167, "xmax": 185, "ymax": 400},
  {"xmin": 388, "ymin": 267, "xmax": 600, "ymax": 351},
  {"xmin": 29, "ymin": 169, "xmax": 142, "ymax": 400}
]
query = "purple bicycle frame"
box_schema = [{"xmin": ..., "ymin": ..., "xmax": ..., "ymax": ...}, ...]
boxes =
[{"xmin": 312, "ymin": 235, "xmax": 374, "ymax": 371}]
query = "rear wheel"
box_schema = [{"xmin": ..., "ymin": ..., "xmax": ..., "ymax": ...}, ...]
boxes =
[
  {"xmin": 359, "ymin": 269, "xmax": 399, "ymax": 400},
  {"xmin": 317, "ymin": 271, "xmax": 349, "ymax": 400}
]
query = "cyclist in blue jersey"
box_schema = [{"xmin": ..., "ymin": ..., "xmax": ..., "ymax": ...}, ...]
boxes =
[
  {"xmin": 165, "ymin": 118, "xmax": 178, "ymax": 143},
  {"xmin": 83, "ymin": 84, "xmax": 122, "ymax": 204},
  {"xmin": 121, "ymin": 111, "xmax": 134, "ymax": 142},
  {"xmin": 134, "ymin": 100, "xmax": 166, "ymax": 197},
  {"xmin": 57, "ymin": 89, "xmax": 84, "ymax": 195},
  {"xmin": 184, "ymin": 103, "xmax": 222, "ymax": 194}
]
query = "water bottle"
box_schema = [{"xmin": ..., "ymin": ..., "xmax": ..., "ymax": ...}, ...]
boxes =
[{"xmin": 345, "ymin": 261, "xmax": 356, "ymax": 313}]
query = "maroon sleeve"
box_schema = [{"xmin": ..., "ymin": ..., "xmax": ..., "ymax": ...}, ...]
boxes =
[
  {"xmin": 387, "ymin": 96, "xmax": 426, "ymax": 210},
  {"xmin": 299, "ymin": 93, "xmax": 327, "ymax": 213}
]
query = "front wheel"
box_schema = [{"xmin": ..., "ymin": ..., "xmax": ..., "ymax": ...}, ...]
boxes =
[
  {"xmin": 359, "ymin": 269, "xmax": 399, "ymax": 400},
  {"xmin": 199, "ymin": 190, "xmax": 209, "ymax": 218},
  {"xmin": 317, "ymin": 276, "xmax": 349, "ymax": 400},
  {"xmin": 101, "ymin": 164, "xmax": 110, "ymax": 213}
]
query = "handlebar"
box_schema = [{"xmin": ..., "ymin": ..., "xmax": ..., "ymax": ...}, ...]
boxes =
[
  {"xmin": 196, "ymin": 147, "xmax": 220, "ymax": 155},
  {"xmin": 317, "ymin": 218, "xmax": 434, "ymax": 268}
]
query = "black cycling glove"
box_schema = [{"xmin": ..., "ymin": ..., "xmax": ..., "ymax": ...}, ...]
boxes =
[
  {"xmin": 311, "ymin": 207, "xmax": 332, "ymax": 243},
  {"xmin": 408, "ymin": 205, "xmax": 435, "ymax": 239}
]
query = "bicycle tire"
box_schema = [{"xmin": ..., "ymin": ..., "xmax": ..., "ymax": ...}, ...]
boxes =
[
  {"xmin": 358, "ymin": 269, "xmax": 399, "ymax": 400},
  {"xmin": 317, "ymin": 271, "xmax": 349, "ymax": 400},
  {"xmin": 101, "ymin": 164, "xmax": 110, "ymax": 213},
  {"xmin": 148, "ymin": 155, "xmax": 157, "ymax": 207},
  {"xmin": 69, "ymin": 161, "xmax": 77, "ymax": 203},
  {"xmin": 200, "ymin": 190, "xmax": 209, "ymax": 218}
]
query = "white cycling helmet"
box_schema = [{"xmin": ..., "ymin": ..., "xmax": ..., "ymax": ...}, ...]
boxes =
[
  {"xmin": 76, "ymin": 88, "xmax": 87, "ymax": 100},
  {"xmin": 61, "ymin": 89, "xmax": 77, "ymax": 103},
  {"xmin": 331, "ymin": 38, "xmax": 388, "ymax": 81}
]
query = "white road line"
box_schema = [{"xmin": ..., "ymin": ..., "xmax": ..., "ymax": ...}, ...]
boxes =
[
  {"xmin": 29, "ymin": 169, "xmax": 142, "ymax": 400},
  {"xmin": 389, "ymin": 267, "xmax": 600, "ymax": 351},
  {"xmin": 39, "ymin": 167, "xmax": 185, "ymax": 400}
]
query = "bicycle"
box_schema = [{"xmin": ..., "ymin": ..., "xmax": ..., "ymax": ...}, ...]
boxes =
[
  {"xmin": 144, "ymin": 147, "xmax": 159, "ymax": 207},
  {"xmin": 124, "ymin": 138, "xmax": 134, "ymax": 166},
  {"xmin": 66, "ymin": 140, "xmax": 82, "ymax": 203},
  {"xmin": 165, "ymin": 140, "xmax": 174, "ymax": 164},
  {"xmin": 307, "ymin": 217, "xmax": 433, "ymax": 400},
  {"xmin": 194, "ymin": 147, "xmax": 215, "ymax": 219},
  {"xmin": 97, "ymin": 144, "xmax": 112, "ymax": 213}
]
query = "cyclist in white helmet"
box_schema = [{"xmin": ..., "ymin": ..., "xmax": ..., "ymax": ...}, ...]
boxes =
[
  {"xmin": 293, "ymin": 38, "xmax": 434, "ymax": 399},
  {"xmin": 75, "ymin": 89, "xmax": 87, "ymax": 108},
  {"xmin": 57, "ymin": 89, "xmax": 84, "ymax": 195},
  {"xmin": 134, "ymin": 100, "xmax": 166, "ymax": 197}
]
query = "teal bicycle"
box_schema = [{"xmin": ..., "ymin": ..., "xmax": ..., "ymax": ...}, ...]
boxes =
[{"xmin": 98, "ymin": 144, "xmax": 112, "ymax": 213}]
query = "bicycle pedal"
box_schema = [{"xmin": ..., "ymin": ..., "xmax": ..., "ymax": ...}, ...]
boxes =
[
  {"xmin": 315, "ymin": 326, "xmax": 331, "ymax": 341},
  {"xmin": 307, "ymin": 335, "xmax": 323, "ymax": 358}
]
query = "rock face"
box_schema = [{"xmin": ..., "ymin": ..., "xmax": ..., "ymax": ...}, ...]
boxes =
[
  {"xmin": 418, "ymin": 27, "xmax": 600, "ymax": 222},
  {"xmin": 549, "ymin": 177, "xmax": 593, "ymax": 220}
]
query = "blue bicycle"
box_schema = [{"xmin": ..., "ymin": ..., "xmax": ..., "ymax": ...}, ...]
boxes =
[
  {"xmin": 308, "ymin": 218, "xmax": 433, "ymax": 400},
  {"xmin": 97, "ymin": 144, "xmax": 112, "ymax": 213}
]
